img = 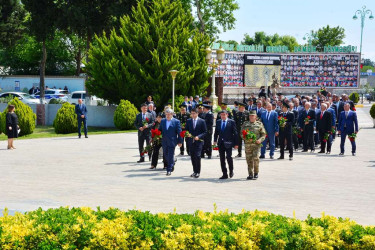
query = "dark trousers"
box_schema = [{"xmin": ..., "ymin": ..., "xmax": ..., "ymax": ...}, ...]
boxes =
[
  {"xmin": 340, "ymin": 129, "xmax": 356, "ymax": 153},
  {"xmin": 180, "ymin": 137, "xmax": 190, "ymax": 155},
  {"xmin": 190, "ymin": 140, "xmax": 203, "ymax": 174},
  {"xmin": 151, "ymin": 143, "xmax": 167, "ymax": 168},
  {"xmin": 138, "ymin": 132, "xmax": 151, "ymax": 157},
  {"xmin": 303, "ymin": 126, "xmax": 314, "ymax": 150},
  {"xmin": 219, "ymin": 144, "xmax": 233, "ymax": 176},
  {"xmin": 280, "ymin": 131, "xmax": 293, "ymax": 158},
  {"xmin": 319, "ymin": 131, "xmax": 332, "ymax": 153},
  {"xmin": 292, "ymin": 133, "xmax": 299, "ymax": 150},
  {"xmin": 275, "ymin": 135, "xmax": 279, "ymax": 148},
  {"xmin": 77, "ymin": 117, "xmax": 88, "ymax": 136},
  {"xmin": 237, "ymin": 133, "xmax": 243, "ymax": 155},
  {"xmin": 202, "ymin": 132, "xmax": 213, "ymax": 156},
  {"xmin": 163, "ymin": 145, "xmax": 176, "ymax": 172}
]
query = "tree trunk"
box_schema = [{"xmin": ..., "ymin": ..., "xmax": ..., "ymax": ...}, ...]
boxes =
[
  {"xmin": 195, "ymin": 0, "xmax": 205, "ymax": 34},
  {"xmin": 40, "ymin": 39, "xmax": 47, "ymax": 102},
  {"xmin": 75, "ymin": 48, "xmax": 81, "ymax": 76}
]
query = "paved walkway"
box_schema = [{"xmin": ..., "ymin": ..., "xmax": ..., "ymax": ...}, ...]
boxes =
[{"xmin": 1, "ymin": 105, "xmax": 374, "ymax": 225}]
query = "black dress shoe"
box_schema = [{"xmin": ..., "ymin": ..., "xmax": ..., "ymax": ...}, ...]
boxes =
[
  {"xmin": 270, "ymin": 156, "xmax": 274, "ymax": 159},
  {"xmin": 179, "ymin": 153, "xmax": 184, "ymax": 156},
  {"xmin": 259, "ymin": 155, "xmax": 265, "ymax": 159},
  {"xmin": 190, "ymin": 173, "xmax": 196, "ymax": 177},
  {"xmin": 352, "ymin": 153, "xmax": 356, "ymax": 156},
  {"xmin": 78, "ymin": 135, "xmax": 81, "ymax": 138},
  {"xmin": 201, "ymin": 155, "xmax": 205, "ymax": 158},
  {"xmin": 137, "ymin": 158, "xmax": 145, "ymax": 163},
  {"xmin": 150, "ymin": 166, "xmax": 156, "ymax": 169},
  {"xmin": 318, "ymin": 151, "xmax": 325, "ymax": 153},
  {"xmin": 247, "ymin": 175, "xmax": 253, "ymax": 180},
  {"xmin": 235, "ymin": 154, "xmax": 241, "ymax": 158},
  {"xmin": 278, "ymin": 157, "xmax": 284, "ymax": 160},
  {"xmin": 326, "ymin": 151, "xmax": 330, "ymax": 154},
  {"xmin": 253, "ymin": 173, "xmax": 258, "ymax": 179},
  {"xmin": 172, "ymin": 166, "xmax": 175, "ymax": 172},
  {"xmin": 301, "ymin": 150, "xmax": 308, "ymax": 152},
  {"xmin": 208, "ymin": 156, "xmax": 212, "ymax": 159},
  {"xmin": 166, "ymin": 172, "xmax": 171, "ymax": 176},
  {"xmin": 219, "ymin": 175, "xmax": 228, "ymax": 179},
  {"xmin": 229, "ymin": 172, "xmax": 234, "ymax": 178},
  {"xmin": 195, "ymin": 173, "xmax": 200, "ymax": 178},
  {"xmin": 311, "ymin": 149, "xmax": 315, "ymax": 153},
  {"xmin": 339, "ymin": 153, "xmax": 344, "ymax": 156},
  {"xmin": 85, "ymin": 135, "xmax": 88, "ymax": 138},
  {"xmin": 289, "ymin": 157, "xmax": 293, "ymax": 161}
]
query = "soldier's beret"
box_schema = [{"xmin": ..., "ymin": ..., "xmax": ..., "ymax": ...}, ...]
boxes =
[
  {"xmin": 220, "ymin": 102, "xmax": 228, "ymax": 106},
  {"xmin": 239, "ymin": 103, "xmax": 246, "ymax": 107},
  {"xmin": 203, "ymin": 104, "xmax": 211, "ymax": 109},
  {"xmin": 249, "ymin": 110, "xmax": 257, "ymax": 116}
]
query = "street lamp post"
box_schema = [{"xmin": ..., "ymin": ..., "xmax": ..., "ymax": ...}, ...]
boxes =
[
  {"xmin": 303, "ymin": 31, "xmax": 316, "ymax": 47},
  {"xmin": 353, "ymin": 6, "xmax": 374, "ymax": 55},
  {"xmin": 206, "ymin": 45, "xmax": 225, "ymax": 110},
  {"xmin": 169, "ymin": 70, "xmax": 179, "ymax": 111}
]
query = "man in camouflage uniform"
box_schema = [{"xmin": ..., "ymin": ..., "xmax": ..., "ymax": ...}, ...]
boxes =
[
  {"xmin": 234, "ymin": 103, "xmax": 249, "ymax": 158},
  {"xmin": 241, "ymin": 110, "xmax": 267, "ymax": 180},
  {"xmin": 176, "ymin": 104, "xmax": 191, "ymax": 156}
]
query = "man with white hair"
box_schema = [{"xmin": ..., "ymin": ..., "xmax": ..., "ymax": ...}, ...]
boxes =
[
  {"xmin": 147, "ymin": 103, "xmax": 156, "ymax": 120},
  {"xmin": 159, "ymin": 109, "xmax": 183, "ymax": 176},
  {"xmin": 316, "ymin": 103, "xmax": 333, "ymax": 154},
  {"xmin": 298, "ymin": 102, "xmax": 316, "ymax": 152}
]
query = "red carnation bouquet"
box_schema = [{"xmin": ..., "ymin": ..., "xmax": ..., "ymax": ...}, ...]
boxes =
[
  {"xmin": 293, "ymin": 127, "xmax": 302, "ymax": 138},
  {"xmin": 141, "ymin": 145, "xmax": 152, "ymax": 156},
  {"xmin": 348, "ymin": 133, "xmax": 357, "ymax": 142},
  {"xmin": 242, "ymin": 129, "xmax": 257, "ymax": 143},
  {"xmin": 304, "ymin": 116, "xmax": 311, "ymax": 124},
  {"xmin": 212, "ymin": 145, "xmax": 219, "ymax": 150},
  {"xmin": 323, "ymin": 133, "xmax": 330, "ymax": 143},
  {"xmin": 151, "ymin": 128, "xmax": 162, "ymax": 144},
  {"xmin": 278, "ymin": 116, "xmax": 287, "ymax": 128},
  {"xmin": 181, "ymin": 122, "xmax": 186, "ymax": 129},
  {"xmin": 330, "ymin": 127, "xmax": 336, "ymax": 135},
  {"xmin": 142, "ymin": 117, "xmax": 150, "ymax": 126},
  {"xmin": 180, "ymin": 130, "xmax": 203, "ymax": 141}
]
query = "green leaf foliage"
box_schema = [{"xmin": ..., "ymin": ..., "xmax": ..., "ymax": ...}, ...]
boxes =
[
  {"xmin": 349, "ymin": 92, "xmax": 359, "ymax": 104},
  {"xmin": 242, "ymin": 31, "xmax": 299, "ymax": 52},
  {"xmin": 0, "ymin": 0, "xmax": 27, "ymax": 47},
  {"xmin": 114, "ymin": 100, "xmax": 138, "ymax": 130},
  {"xmin": 311, "ymin": 25, "xmax": 345, "ymax": 52},
  {"xmin": 85, "ymin": 0, "xmax": 211, "ymax": 110},
  {"xmin": 0, "ymin": 97, "xmax": 36, "ymax": 136},
  {"xmin": 370, "ymin": 104, "xmax": 375, "ymax": 119},
  {"xmin": 53, "ymin": 103, "xmax": 78, "ymax": 134}
]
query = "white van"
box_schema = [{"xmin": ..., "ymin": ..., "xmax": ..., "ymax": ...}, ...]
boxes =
[{"xmin": 67, "ymin": 91, "xmax": 106, "ymax": 105}]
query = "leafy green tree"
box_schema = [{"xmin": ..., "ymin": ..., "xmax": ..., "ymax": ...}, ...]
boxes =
[
  {"xmin": 311, "ymin": 25, "xmax": 345, "ymax": 51},
  {"xmin": 242, "ymin": 32, "xmax": 299, "ymax": 52},
  {"xmin": 86, "ymin": 0, "xmax": 211, "ymax": 109},
  {"xmin": 363, "ymin": 58, "xmax": 374, "ymax": 67},
  {"xmin": 22, "ymin": 0, "xmax": 59, "ymax": 100},
  {"xmin": 0, "ymin": 0, "xmax": 26, "ymax": 47},
  {"xmin": 0, "ymin": 31, "xmax": 76, "ymax": 75},
  {"xmin": 179, "ymin": 0, "xmax": 239, "ymax": 38},
  {"xmin": 216, "ymin": 39, "xmax": 238, "ymax": 46}
]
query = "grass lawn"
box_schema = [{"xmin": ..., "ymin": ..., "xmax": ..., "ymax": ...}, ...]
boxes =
[{"xmin": 0, "ymin": 126, "xmax": 136, "ymax": 141}]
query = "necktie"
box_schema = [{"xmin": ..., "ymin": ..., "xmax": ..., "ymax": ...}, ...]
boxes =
[
  {"xmin": 221, "ymin": 120, "xmax": 226, "ymax": 131},
  {"xmin": 320, "ymin": 112, "xmax": 323, "ymax": 119},
  {"xmin": 345, "ymin": 112, "xmax": 348, "ymax": 118},
  {"xmin": 193, "ymin": 119, "xmax": 196, "ymax": 129},
  {"xmin": 142, "ymin": 114, "xmax": 145, "ymax": 120},
  {"xmin": 267, "ymin": 112, "xmax": 270, "ymax": 120}
]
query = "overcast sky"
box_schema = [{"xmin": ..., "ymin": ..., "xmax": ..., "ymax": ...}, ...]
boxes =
[{"xmin": 218, "ymin": 0, "xmax": 375, "ymax": 61}]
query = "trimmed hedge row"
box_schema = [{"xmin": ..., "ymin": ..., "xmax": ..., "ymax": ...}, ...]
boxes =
[{"xmin": 1, "ymin": 207, "xmax": 375, "ymax": 249}]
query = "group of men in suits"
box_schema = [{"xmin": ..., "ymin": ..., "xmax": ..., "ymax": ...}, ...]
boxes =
[{"xmin": 135, "ymin": 91, "xmax": 360, "ymax": 179}]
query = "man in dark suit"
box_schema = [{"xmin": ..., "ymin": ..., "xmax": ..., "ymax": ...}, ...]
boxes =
[
  {"xmin": 316, "ymin": 103, "xmax": 333, "ymax": 154},
  {"xmin": 216, "ymin": 102, "xmax": 232, "ymax": 121},
  {"xmin": 185, "ymin": 108, "xmax": 207, "ymax": 178},
  {"xmin": 213, "ymin": 110, "xmax": 239, "ymax": 179},
  {"xmin": 299, "ymin": 102, "xmax": 316, "ymax": 152},
  {"xmin": 234, "ymin": 103, "xmax": 249, "ymax": 158},
  {"xmin": 201, "ymin": 104, "xmax": 214, "ymax": 159},
  {"xmin": 278, "ymin": 103, "xmax": 294, "ymax": 160},
  {"xmin": 159, "ymin": 108, "xmax": 183, "ymax": 175},
  {"xmin": 255, "ymin": 101, "xmax": 264, "ymax": 118},
  {"xmin": 147, "ymin": 103, "xmax": 156, "ymax": 120},
  {"xmin": 176, "ymin": 104, "xmax": 190, "ymax": 156},
  {"xmin": 338, "ymin": 103, "xmax": 359, "ymax": 156},
  {"xmin": 134, "ymin": 103, "xmax": 154, "ymax": 163},
  {"xmin": 75, "ymin": 99, "xmax": 88, "ymax": 139},
  {"xmin": 246, "ymin": 99, "xmax": 255, "ymax": 112},
  {"xmin": 260, "ymin": 103, "xmax": 279, "ymax": 159},
  {"xmin": 289, "ymin": 103, "xmax": 299, "ymax": 151}
]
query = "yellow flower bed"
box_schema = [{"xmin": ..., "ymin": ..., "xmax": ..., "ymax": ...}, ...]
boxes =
[{"xmin": 0, "ymin": 207, "xmax": 374, "ymax": 249}]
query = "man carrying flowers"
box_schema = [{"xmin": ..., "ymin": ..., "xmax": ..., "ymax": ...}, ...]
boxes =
[{"xmin": 241, "ymin": 110, "xmax": 267, "ymax": 180}]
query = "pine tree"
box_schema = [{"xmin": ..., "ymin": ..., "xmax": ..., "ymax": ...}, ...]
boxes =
[{"xmin": 85, "ymin": 0, "xmax": 211, "ymax": 109}]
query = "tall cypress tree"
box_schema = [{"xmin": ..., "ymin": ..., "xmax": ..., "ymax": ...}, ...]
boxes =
[{"xmin": 85, "ymin": 0, "xmax": 211, "ymax": 108}]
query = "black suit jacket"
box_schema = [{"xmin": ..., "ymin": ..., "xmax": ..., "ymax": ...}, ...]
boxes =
[
  {"xmin": 202, "ymin": 111, "xmax": 214, "ymax": 132},
  {"xmin": 134, "ymin": 112, "xmax": 154, "ymax": 135},
  {"xmin": 185, "ymin": 118, "xmax": 207, "ymax": 141},
  {"xmin": 316, "ymin": 111, "xmax": 332, "ymax": 134},
  {"xmin": 291, "ymin": 109, "xmax": 299, "ymax": 127},
  {"xmin": 214, "ymin": 119, "xmax": 238, "ymax": 148},
  {"xmin": 298, "ymin": 109, "xmax": 316, "ymax": 129},
  {"xmin": 280, "ymin": 111, "xmax": 294, "ymax": 134}
]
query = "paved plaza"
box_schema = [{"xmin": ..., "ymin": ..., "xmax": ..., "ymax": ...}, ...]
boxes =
[{"xmin": 0, "ymin": 104, "xmax": 374, "ymax": 225}]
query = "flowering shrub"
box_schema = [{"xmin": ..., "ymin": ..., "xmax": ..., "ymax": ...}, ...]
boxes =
[{"xmin": 1, "ymin": 207, "xmax": 375, "ymax": 249}]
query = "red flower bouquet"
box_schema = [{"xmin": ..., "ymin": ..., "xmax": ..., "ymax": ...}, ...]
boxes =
[
  {"xmin": 142, "ymin": 117, "xmax": 150, "ymax": 126},
  {"xmin": 322, "ymin": 133, "xmax": 330, "ymax": 143},
  {"xmin": 348, "ymin": 133, "xmax": 357, "ymax": 142},
  {"xmin": 242, "ymin": 129, "xmax": 257, "ymax": 143},
  {"xmin": 141, "ymin": 145, "xmax": 152, "ymax": 156},
  {"xmin": 212, "ymin": 145, "xmax": 219, "ymax": 150},
  {"xmin": 278, "ymin": 116, "xmax": 287, "ymax": 128},
  {"xmin": 304, "ymin": 116, "xmax": 311, "ymax": 124}
]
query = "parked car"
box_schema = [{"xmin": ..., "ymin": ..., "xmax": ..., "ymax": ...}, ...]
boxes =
[
  {"xmin": 67, "ymin": 91, "xmax": 106, "ymax": 105},
  {"xmin": 0, "ymin": 92, "xmax": 47, "ymax": 104},
  {"xmin": 32, "ymin": 89, "xmax": 69, "ymax": 102}
]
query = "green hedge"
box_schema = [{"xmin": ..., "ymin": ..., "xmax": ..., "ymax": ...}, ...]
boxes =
[
  {"xmin": 349, "ymin": 92, "xmax": 359, "ymax": 104},
  {"xmin": 1, "ymin": 207, "xmax": 375, "ymax": 249},
  {"xmin": 0, "ymin": 98, "xmax": 36, "ymax": 136},
  {"xmin": 114, "ymin": 100, "xmax": 138, "ymax": 130},
  {"xmin": 370, "ymin": 103, "xmax": 375, "ymax": 119},
  {"xmin": 53, "ymin": 103, "xmax": 78, "ymax": 134}
]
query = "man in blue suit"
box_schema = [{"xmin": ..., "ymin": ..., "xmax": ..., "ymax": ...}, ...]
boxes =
[
  {"xmin": 214, "ymin": 110, "xmax": 239, "ymax": 179},
  {"xmin": 260, "ymin": 103, "xmax": 279, "ymax": 159},
  {"xmin": 75, "ymin": 99, "xmax": 88, "ymax": 138},
  {"xmin": 185, "ymin": 108, "xmax": 207, "ymax": 178},
  {"xmin": 159, "ymin": 108, "xmax": 183, "ymax": 176},
  {"xmin": 338, "ymin": 103, "xmax": 359, "ymax": 156},
  {"xmin": 255, "ymin": 101, "xmax": 265, "ymax": 118}
]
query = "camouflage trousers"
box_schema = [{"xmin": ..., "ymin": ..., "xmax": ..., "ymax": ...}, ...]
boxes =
[{"xmin": 244, "ymin": 143, "xmax": 260, "ymax": 175}]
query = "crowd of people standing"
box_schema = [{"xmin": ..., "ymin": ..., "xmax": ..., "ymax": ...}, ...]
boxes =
[{"xmin": 136, "ymin": 91, "xmax": 359, "ymax": 180}]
